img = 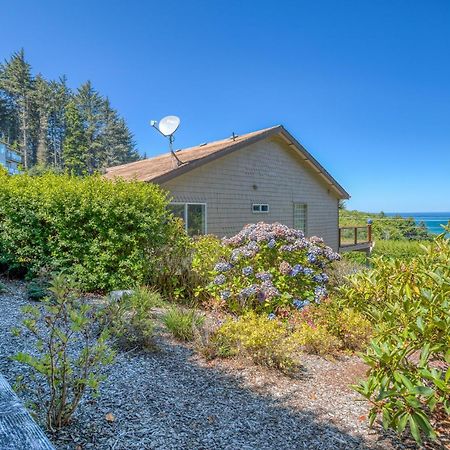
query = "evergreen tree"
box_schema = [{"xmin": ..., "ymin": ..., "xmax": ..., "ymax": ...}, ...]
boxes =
[
  {"xmin": 100, "ymin": 98, "xmax": 139, "ymax": 168},
  {"xmin": 75, "ymin": 81, "xmax": 103, "ymax": 173},
  {"xmin": 33, "ymin": 74, "xmax": 52, "ymax": 166},
  {"xmin": 0, "ymin": 50, "xmax": 140, "ymax": 172},
  {"xmin": 48, "ymin": 77, "xmax": 71, "ymax": 168},
  {"xmin": 62, "ymin": 100, "xmax": 87, "ymax": 174}
]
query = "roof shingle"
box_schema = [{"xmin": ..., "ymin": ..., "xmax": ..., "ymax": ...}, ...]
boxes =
[
  {"xmin": 105, "ymin": 126, "xmax": 278, "ymax": 182},
  {"xmin": 105, "ymin": 125, "xmax": 350, "ymax": 199}
]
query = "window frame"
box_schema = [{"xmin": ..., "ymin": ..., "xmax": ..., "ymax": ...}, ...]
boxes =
[
  {"xmin": 293, "ymin": 202, "xmax": 307, "ymax": 233},
  {"xmin": 252, "ymin": 203, "xmax": 270, "ymax": 213},
  {"xmin": 169, "ymin": 202, "xmax": 208, "ymax": 235}
]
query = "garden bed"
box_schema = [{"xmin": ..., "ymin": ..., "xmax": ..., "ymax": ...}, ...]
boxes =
[{"xmin": 0, "ymin": 278, "xmax": 420, "ymax": 450}]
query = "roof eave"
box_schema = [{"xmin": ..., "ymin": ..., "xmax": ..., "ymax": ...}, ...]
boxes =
[{"xmin": 278, "ymin": 127, "xmax": 350, "ymax": 199}]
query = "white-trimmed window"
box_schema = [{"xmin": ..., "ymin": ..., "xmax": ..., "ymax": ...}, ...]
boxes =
[
  {"xmin": 169, "ymin": 203, "xmax": 207, "ymax": 236},
  {"xmin": 252, "ymin": 203, "xmax": 269, "ymax": 213},
  {"xmin": 293, "ymin": 203, "xmax": 307, "ymax": 232}
]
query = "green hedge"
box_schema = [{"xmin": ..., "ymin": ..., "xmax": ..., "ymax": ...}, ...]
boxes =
[{"xmin": 0, "ymin": 169, "xmax": 178, "ymax": 291}]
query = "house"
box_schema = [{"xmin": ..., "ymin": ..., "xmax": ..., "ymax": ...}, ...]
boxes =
[
  {"xmin": 0, "ymin": 141, "xmax": 22, "ymax": 175},
  {"xmin": 105, "ymin": 125, "xmax": 350, "ymax": 250}
]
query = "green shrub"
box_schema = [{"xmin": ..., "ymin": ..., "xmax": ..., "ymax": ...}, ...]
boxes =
[
  {"xmin": 26, "ymin": 280, "xmax": 50, "ymax": 301},
  {"xmin": 306, "ymin": 301, "xmax": 373, "ymax": 351},
  {"xmin": 105, "ymin": 286, "xmax": 163, "ymax": 349},
  {"xmin": 371, "ymin": 239, "xmax": 426, "ymax": 260},
  {"xmin": 13, "ymin": 275, "xmax": 115, "ymax": 430},
  {"xmin": 339, "ymin": 210, "xmax": 432, "ymax": 241},
  {"xmin": 327, "ymin": 259, "xmax": 367, "ymax": 287},
  {"xmin": 338, "ymin": 230, "xmax": 450, "ymax": 444},
  {"xmin": 213, "ymin": 312, "xmax": 301, "ymax": 373},
  {"xmin": 191, "ymin": 235, "xmax": 231, "ymax": 303},
  {"xmin": 163, "ymin": 307, "xmax": 204, "ymax": 341},
  {"xmin": 295, "ymin": 322, "xmax": 341, "ymax": 356},
  {"xmin": 149, "ymin": 220, "xmax": 195, "ymax": 303},
  {"xmin": 206, "ymin": 222, "xmax": 339, "ymax": 315},
  {"xmin": 0, "ymin": 172, "xmax": 180, "ymax": 291}
]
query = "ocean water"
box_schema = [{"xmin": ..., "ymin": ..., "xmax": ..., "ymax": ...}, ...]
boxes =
[{"xmin": 385, "ymin": 212, "xmax": 450, "ymax": 235}]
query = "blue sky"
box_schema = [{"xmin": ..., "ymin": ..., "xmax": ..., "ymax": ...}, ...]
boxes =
[{"xmin": 2, "ymin": 0, "xmax": 449, "ymax": 212}]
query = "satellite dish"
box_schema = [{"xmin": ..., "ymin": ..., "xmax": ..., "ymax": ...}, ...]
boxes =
[
  {"xmin": 158, "ymin": 115, "xmax": 180, "ymax": 137},
  {"xmin": 150, "ymin": 115, "xmax": 184, "ymax": 166}
]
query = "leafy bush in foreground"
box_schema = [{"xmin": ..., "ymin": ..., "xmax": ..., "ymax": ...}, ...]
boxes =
[
  {"xmin": 13, "ymin": 275, "xmax": 115, "ymax": 430},
  {"xmin": 0, "ymin": 171, "xmax": 178, "ymax": 291},
  {"xmin": 205, "ymin": 222, "xmax": 340, "ymax": 315},
  {"xmin": 338, "ymin": 230, "xmax": 450, "ymax": 444}
]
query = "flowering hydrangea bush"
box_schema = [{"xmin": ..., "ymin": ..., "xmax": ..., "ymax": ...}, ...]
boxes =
[{"xmin": 207, "ymin": 222, "xmax": 340, "ymax": 315}]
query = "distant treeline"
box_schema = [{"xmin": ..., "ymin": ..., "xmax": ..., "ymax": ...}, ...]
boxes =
[
  {"xmin": 339, "ymin": 208, "xmax": 432, "ymax": 241},
  {"xmin": 0, "ymin": 49, "xmax": 140, "ymax": 174}
]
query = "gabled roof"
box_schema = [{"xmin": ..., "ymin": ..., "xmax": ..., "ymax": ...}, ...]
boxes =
[{"xmin": 105, "ymin": 125, "xmax": 350, "ymax": 199}]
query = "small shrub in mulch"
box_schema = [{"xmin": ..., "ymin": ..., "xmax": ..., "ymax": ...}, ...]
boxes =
[
  {"xmin": 104, "ymin": 286, "xmax": 163, "ymax": 350},
  {"xmin": 163, "ymin": 307, "xmax": 204, "ymax": 342}
]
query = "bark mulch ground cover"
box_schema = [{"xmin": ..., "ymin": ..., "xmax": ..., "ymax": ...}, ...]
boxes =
[{"xmin": 0, "ymin": 279, "xmax": 429, "ymax": 450}]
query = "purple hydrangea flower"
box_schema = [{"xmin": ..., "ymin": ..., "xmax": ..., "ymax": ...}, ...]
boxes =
[
  {"xmin": 302, "ymin": 267, "xmax": 314, "ymax": 276},
  {"xmin": 220, "ymin": 290, "xmax": 231, "ymax": 300},
  {"xmin": 255, "ymin": 271, "xmax": 272, "ymax": 281},
  {"xmin": 215, "ymin": 262, "xmax": 233, "ymax": 272},
  {"xmin": 267, "ymin": 238, "xmax": 276, "ymax": 248},
  {"xmin": 307, "ymin": 252, "xmax": 317, "ymax": 264},
  {"xmin": 267, "ymin": 313, "xmax": 276, "ymax": 320},
  {"xmin": 242, "ymin": 266, "xmax": 254, "ymax": 276},
  {"xmin": 214, "ymin": 274, "xmax": 226, "ymax": 285},
  {"xmin": 293, "ymin": 299, "xmax": 310, "ymax": 309},
  {"xmin": 314, "ymin": 286, "xmax": 327, "ymax": 303},
  {"xmin": 290, "ymin": 264, "xmax": 303, "ymax": 277},
  {"xmin": 239, "ymin": 285, "xmax": 258, "ymax": 298}
]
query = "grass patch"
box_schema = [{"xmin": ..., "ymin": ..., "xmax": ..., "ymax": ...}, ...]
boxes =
[{"xmin": 163, "ymin": 307, "xmax": 204, "ymax": 341}]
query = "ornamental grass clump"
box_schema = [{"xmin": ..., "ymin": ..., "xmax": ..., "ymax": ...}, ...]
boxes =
[
  {"xmin": 163, "ymin": 307, "xmax": 205, "ymax": 342},
  {"xmin": 206, "ymin": 222, "xmax": 340, "ymax": 315}
]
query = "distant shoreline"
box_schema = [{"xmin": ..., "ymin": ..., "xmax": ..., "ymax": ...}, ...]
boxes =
[{"xmin": 385, "ymin": 212, "xmax": 449, "ymax": 235}]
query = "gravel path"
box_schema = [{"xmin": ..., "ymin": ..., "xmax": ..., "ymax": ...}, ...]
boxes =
[{"xmin": 0, "ymin": 279, "xmax": 417, "ymax": 450}]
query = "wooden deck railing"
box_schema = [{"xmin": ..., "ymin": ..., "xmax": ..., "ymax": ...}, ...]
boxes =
[{"xmin": 339, "ymin": 224, "xmax": 372, "ymax": 249}]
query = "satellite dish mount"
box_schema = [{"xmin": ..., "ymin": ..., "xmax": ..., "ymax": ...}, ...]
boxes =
[{"xmin": 150, "ymin": 115, "xmax": 184, "ymax": 166}]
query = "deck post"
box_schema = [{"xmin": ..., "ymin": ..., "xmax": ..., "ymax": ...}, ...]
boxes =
[
  {"xmin": 354, "ymin": 227, "xmax": 358, "ymax": 245},
  {"xmin": 368, "ymin": 223, "xmax": 372, "ymax": 242}
]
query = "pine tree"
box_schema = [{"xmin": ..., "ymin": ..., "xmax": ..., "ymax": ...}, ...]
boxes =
[
  {"xmin": 62, "ymin": 100, "xmax": 87, "ymax": 174},
  {"xmin": 48, "ymin": 77, "xmax": 71, "ymax": 168},
  {"xmin": 100, "ymin": 98, "xmax": 139, "ymax": 169},
  {"xmin": 33, "ymin": 74, "xmax": 52, "ymax": 166},
  {"xmin": 1, "ymin": 50, "xmax": 140, "ymax": 172},
  {"xmin": 75, "ymin": 81, "xmax": 103, "ymax": 173}
]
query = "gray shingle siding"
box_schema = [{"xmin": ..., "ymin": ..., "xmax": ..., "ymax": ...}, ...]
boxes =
[{"xmin": 162, "ymin": 136, "xmax": 340, "ymax": 249}]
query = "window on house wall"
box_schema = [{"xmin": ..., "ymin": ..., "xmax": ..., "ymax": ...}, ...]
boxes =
[
  {"xmin": 293, "ymin": 203, "xmax": 307, "ymax": 233},
  {"xmin": 168, "ymin": 203, "xmax": 206, "ymax": 236},
  {"xmin": 252, "ymin": 203, "xmax": 269, "ymax": 213}
]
